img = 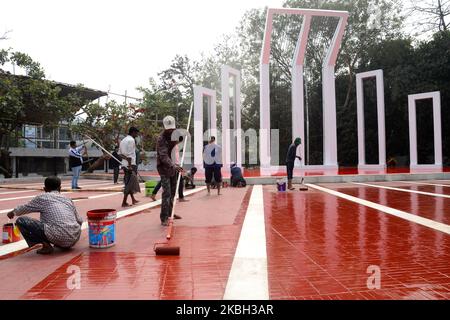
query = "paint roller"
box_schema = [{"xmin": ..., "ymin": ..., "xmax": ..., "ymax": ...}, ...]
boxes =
[{"xmin": 154, "ymin": 102, "xmax": 194, "ymax": 256}]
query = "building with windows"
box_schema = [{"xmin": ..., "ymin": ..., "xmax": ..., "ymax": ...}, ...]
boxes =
[{"xmin": 7, "ymin": 80, "xmax": 107, "ymax": 177}]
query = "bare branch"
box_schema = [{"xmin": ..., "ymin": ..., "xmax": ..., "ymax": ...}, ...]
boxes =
[{"xmin": 0, "ymin": 30, "xmax": 12, "ymax": 41}]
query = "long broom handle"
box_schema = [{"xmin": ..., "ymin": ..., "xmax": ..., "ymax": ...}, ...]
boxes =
[
  {"xmin": 167, "ymin": 102, "xmax": 194, "ymax": 240},
  {"xmin": 83, "ymin": 135, "xmax": 123, "ymax": 164}
]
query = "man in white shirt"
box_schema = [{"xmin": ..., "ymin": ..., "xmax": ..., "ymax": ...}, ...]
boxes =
[{"xmin": 118, "ymin": 127, "xmax": 141, "ymax": 207}]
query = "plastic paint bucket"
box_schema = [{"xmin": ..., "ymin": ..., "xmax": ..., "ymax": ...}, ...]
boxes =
[
  {"xmin": 145, "ymin": 180, "xmax": 158, "ymax": 197},
  {"xmin": 277, "ymin": 182, "xmax": 287, "ymax": 192},
  {"xmin": 2, "ymin": 223, "xmax": 22, "ymax": 244},
  {"xmin": 87, "ymin": 209, "xmax": 117, "ymax": 248}
]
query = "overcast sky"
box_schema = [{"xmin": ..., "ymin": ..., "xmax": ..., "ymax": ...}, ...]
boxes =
[{"xmin": 0, "ymin": 0, "xmax": 282, "ymax": 101}]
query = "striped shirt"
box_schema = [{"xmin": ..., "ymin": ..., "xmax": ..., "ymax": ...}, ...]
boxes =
[{"xmin": 13, "ymin": 191, "xmax": 83, "ymax": 248}]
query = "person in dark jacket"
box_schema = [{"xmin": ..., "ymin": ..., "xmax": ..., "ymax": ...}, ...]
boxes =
[
  {"xmin": 157, "ymin": 116, "xmax": 184, "ymax": 226},
  {"xmin": 68, "ymin": 141, "xmax": 86, "ymax": 190},
  {"xmin": 286, "ymin": 138, "xmax": 302, "ymax": 191},
  {"xmin": 203, "ymin": 136, "xmax": 223, "ymax": 195},
  {"xmin": 151, "ymin": 136, "xmax": 186, "ymax": 202},
  {"xmin": 230, "ymin": 163, "xmax": 246, "ymax": 187},
  {"xmin": 110, "ymin": 146, "xmax": 121, "ymax": 184}
]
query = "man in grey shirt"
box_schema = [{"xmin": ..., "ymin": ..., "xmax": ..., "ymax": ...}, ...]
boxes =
[{"xmin": 7, "ymin": 176, "xmax": 83, "ymax": 254}]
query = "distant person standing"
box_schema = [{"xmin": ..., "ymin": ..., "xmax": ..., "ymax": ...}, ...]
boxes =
[
  {"xmin": 110, "ymin": 146, "xmax": 121, "ymax": 184},
  {"xmin": 69, "ymin": 141, "xmax": 85, "ymax": 190},
  {"xmin": 286, "ymin": 138, "xmax": 302, "ymax": 191},
  {"xmin": 203, "ymin": 136, "xmax": 223, "ymax": 195},
  {"xmin": 119, "ymin": 127, "xmax": 141, "ymax": 207}
]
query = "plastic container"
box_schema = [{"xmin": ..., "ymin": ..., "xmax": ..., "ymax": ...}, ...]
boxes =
[
  {"xmin": 145, "ymin": 180, "xmax": 158, "ymax": 197},
  {"xmin": 277, "ymin": 181, "xmax": 287, "ymax": 192},
  {"xmin": 87, "ymin": 209, "xmax": 117, "ymax": 248},
  {"xmin": 2, "ymin": 223, "xmax": 22, "ymax": 244}
]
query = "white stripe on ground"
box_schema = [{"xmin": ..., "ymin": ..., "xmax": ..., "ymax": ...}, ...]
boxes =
[
  {"xmin": 0, "ymin": 180, "xmax": 110, "ymax": 188},
  {"xmin": 398, "ymin": 181, "xmax": 450, "ymax": 188},
  {"xmin": 0, "ymin": 192, "xmax": 74, "ymax": 202},
  {"xmin": 0, "ymin": 187, "xmax": 206, "ymax": 257},
  {"xmin": 224, "ymin": 185, "xmax": 269, "ymax": 300},
  {"xmin": 353, "ymin": 182, "xmax": 450, "ymax": 199},
  {"xmin": 0, "ymin": 190, "xmax": 42, "ymax": 196},
  {"xmin": 0, "ymin": 192, "xmax": 119, "ymax": 210},
  {"xmin": 307, "ymin": 184, "xmax": 450, "ymax": 235}
]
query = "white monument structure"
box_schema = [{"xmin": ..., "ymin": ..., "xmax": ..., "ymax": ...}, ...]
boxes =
[
  {"xmin": 221, "ymin": 66, "xmax": 242, "ymax": 170},
  {"xmin": 408, "ymin": 91, "xmax": 442, "ymax": 170},
  {"xmin": 193, "ymin": 86, "xmax": 217, "ymax": 170},
  {"xmin": 356, "ymin": 70, "xmax": 386, "ymax": 170},
  {"xmin": 260, "ymin": 8, "xmax": 349, "ymax": 170}
]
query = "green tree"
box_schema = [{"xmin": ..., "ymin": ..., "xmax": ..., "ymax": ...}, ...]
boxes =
[
  {"xmin": 69, "ymin": 101, "xmax": 142, "ymax": 173},
  {"xmin": 0, "ymin": 50, "xmax": 85, "ymax": 177}
]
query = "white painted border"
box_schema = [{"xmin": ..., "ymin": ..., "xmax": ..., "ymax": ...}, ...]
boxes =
[
  {"xmin": 353, "ymin": 182, "xmax": 450, "ymax": 199},
  {"xmin": 307, "ymin": 184, "xmax": 450, "ymax": 235},
  {"xmin": 224, "ymin": 185, "xmax": 268, "ymax": 300}
]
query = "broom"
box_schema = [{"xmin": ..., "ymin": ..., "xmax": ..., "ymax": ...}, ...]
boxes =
[
  {"xmin": 154, "ymin": 102, "xmax": 194, "ymax": 256},
  {"xmin": 83, "ymin": 135, "xmax": 146, "ymax": 183}
]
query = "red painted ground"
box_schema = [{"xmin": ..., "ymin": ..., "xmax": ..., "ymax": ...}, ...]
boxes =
[
  {"xmin": 1, "ymin": 178, "xmax": 449, "ymax": 300},
  {"xmin": 83, "ymin": 166, "xmax": 450, "ymax": 180},
  {"xmin": 324, "ymin": 183, "xmax": 450, "ymax": 225},
  {"xmin": 264, "ymin": 185, "xmax": 450, "ymax": 300},
  {"xmin": 0, "ymin": 186, "xmax": 251, "ymax": 300}
]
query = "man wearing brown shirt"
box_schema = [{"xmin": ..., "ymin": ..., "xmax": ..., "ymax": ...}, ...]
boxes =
[{"xmin": 157, "ymin": 116, "xmax": 184, "ymax": 226}]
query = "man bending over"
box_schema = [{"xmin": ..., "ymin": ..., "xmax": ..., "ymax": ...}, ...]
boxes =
[{"xmin": 7, "ymin": 176, "xmax": 83, "ymax": 254}]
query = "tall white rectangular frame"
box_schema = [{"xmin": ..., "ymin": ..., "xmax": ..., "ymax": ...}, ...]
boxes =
[
  {"xmin": 408, "ymin": 91, "xmax": 442, "ymax": 170},
  {"xmin": 356, "ymin": 70, "xmax": 386, "ymax": 170},
  {"xmin": 194, "ymin": 85, "xmax": 217, "ymax": 170},
  {"xmin": 260, "ymin": 8, "xmax": 349, "ymax": 170},
  {"xmin": 221, "ymin": 66, "xmax": 242, "ymax": 169}
]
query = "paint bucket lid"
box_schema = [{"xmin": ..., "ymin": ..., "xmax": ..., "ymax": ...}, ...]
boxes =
[{"xmin": 87, "ymin": 209, "xmax": 117, "ymax": 220}]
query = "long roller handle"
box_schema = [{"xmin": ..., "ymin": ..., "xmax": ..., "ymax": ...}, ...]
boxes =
[{"xmin": 167, "ymin": 102, "xmax": 194, "ymax": 240}]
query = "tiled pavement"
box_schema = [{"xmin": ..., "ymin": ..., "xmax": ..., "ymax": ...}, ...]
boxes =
[{"xmin": 0, "ymin": 179, "xmax": 449, "ymax": 300}]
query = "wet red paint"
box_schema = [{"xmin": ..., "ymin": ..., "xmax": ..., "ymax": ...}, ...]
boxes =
[
  {"xmin": 263, "ymin": 186, "xmax": 450, "ymax": 300},
  {"xmin": 330, "ymin": 184, "xmax": 450, "ymax": 225},
  {"xmin": 1, "ymin": 187, "xmax": 253, "ymax": 300}
]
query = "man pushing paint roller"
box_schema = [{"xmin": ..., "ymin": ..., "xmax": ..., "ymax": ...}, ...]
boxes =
[
  {"xmin": 6, "ymin": 176, "xmax": 83, "ymax": 254},
  {"xmin": 157, "ymin": 116, "xmax": 185, "ymax": 226}
]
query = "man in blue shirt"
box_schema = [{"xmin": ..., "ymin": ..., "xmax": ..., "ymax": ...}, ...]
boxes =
[
  {"xmin": 230, "ymin": 163, "xmax": 246, "ymax": 187},
  {"xmin": 286, "ymin": 138, "xmax": 302, "ymax": 191},
  {"xmin": 203, "ymin": 136, "xmax": 223, "ymax": 195}
]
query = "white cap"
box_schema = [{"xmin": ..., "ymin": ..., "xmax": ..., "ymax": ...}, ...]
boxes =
[{"xmin": 163, "ymin": 116, "xmax": 176, "ymax": 130}]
